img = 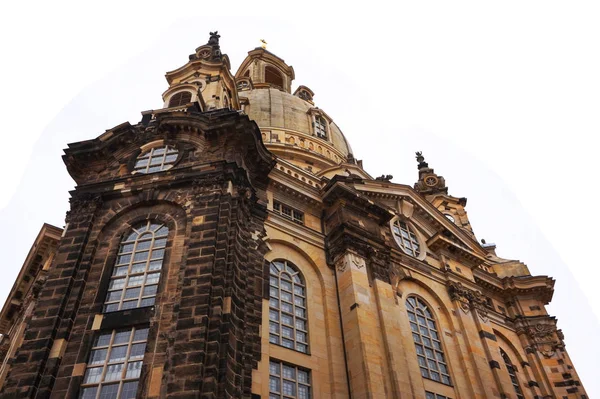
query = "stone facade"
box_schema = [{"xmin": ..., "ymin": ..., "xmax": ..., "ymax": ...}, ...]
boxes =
[{"xmin": 0, "ymin": 33, "xmax": 588, "ymax": 398}]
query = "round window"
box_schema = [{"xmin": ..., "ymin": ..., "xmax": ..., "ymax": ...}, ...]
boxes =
[
  {"xmin": 133, "ymin": 145, "xmax": 179, "ymax": 174},
  {"xmin": 392, "ymin": 219, "xmax": 421, "ymax": 257}
]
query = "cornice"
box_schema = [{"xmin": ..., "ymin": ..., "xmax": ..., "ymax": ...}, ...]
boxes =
[
  {"xmin": 474, "ymin": 274, "xmax": 555, "ymax": 304},
  {"xmin": 265, "ymin": 213, "xmax": 325, "ymax": 250},
  {"xmin": 322, "ymin": 179, "xmax": 395, "ymax": 224},
  {"xmin": 427, "ymin": 233, "xmax": 487, "ymax": 268},
  {"xmin": 354, "ymin": 182, "xmax": 487, "ymax": 257},
  {"xmin": 270, "ymin": 174, "xmax": 321, "ymax": 206}
]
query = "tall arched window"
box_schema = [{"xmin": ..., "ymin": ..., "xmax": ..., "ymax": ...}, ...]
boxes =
[
  {"xmin": 265, "ymin": 66, "xmax": 284, "ymax": 88},
  {"xmin": 406, "ymin": 296, "xmax": 451, "ymax": 385},
  {"xmin": 168, "ymin": 91, "xmax": 192, "ymax": 107},
  {"xmin": 104, "ymin": 221, "xmax": 168, "ymax": 312},
  {"xmin": 268, "ymin": 260, "xmax": 309, "ymax": 353},
  {"xmin": 501, "ymin": 349, "xmax": 524, "ymax": 399}
]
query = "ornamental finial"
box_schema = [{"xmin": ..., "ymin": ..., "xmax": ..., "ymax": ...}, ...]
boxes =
[
  {"xmin": 415, "ymin": 151, "xmax": 428, "ymax": 169},
  {"xmin": 260, "ymin": 39, "xmax": 267, "ymax": 49},
  {"xmin": 208, "ymin": 31, "xmax": 220, "ymax": 46}
]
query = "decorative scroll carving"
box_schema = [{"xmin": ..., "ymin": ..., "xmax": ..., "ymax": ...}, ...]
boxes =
[
  {"xmin": 389, "ymin": 263, "xmax": 409, "ymax": 303},
  {"xmin": 335, "ymin": 258, "xmax": 347, "ymax": 273},
  {"xmin": 515, "ymin": 316, "xmax": 562, "ymax": 358},
  {"xmin": 447, "ymin": 281, "xmax": 488, "ymax": 321},
  {"xmin": 349, "ymin": 253, "xmax": 365, "ymax": 269}
]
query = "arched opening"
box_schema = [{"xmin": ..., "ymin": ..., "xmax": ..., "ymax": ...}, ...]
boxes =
[
  {"xmin": 268, "ymin": 259, "xmax": 309, "ymax": 353},
  {"xmin": 168, "ymin": 91, "xmax": 192, "ymax": 107},
  {"xmin": 265, "ymin": 66, "xmax": 284, "ymax": 88}
]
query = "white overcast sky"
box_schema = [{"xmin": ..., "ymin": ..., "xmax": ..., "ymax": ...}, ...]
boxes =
[{"xmin": 1, "ymin": 1, "xmax": 598, "ymax": 395}]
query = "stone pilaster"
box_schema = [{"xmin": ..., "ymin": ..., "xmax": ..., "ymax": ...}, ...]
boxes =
[{"xmin": 335, "ymin": 252, "xmax": 393, "ymax": 399}]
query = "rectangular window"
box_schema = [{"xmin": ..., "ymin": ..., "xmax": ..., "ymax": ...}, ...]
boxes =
[
  {"xmin": 426, "ymin": 392, "xmax": 452, "ymax": 399},
  {"xmin": 80, "ymin": 327, "xmax": 148, "ymax": 399},
  {"xmin": 272, "ymin": 201, "xmax": 304, "ymax": 225},
  {"xmin": 313, "ymin": 116, "xmax": 327, "ymax": 140},
  {"xmin": 269, "ymin": 360, "xmax": 311, "ymax": 399}
]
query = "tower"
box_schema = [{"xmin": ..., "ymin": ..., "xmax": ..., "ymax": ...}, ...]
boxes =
[{"xmin": 0, "ymin": 33, "xmax": 588, "ymax": 399}]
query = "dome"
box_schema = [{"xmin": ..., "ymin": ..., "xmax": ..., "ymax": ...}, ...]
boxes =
[
  {"xmin": 235, "ymin": 48, "xmax": 353, "ymax": 173},
  {"xmin": 239, "ymin": 87, "xmax": 353, "ymax": 172}
]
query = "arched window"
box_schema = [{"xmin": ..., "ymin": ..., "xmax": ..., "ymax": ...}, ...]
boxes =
[
  {"xmin": 406, "ymin": 296, "xmax": 451, "ymax": 385},
  {"xmin": 392, "ymin": 219, "xmax": 421, "ymax": 257},
  {"xmin": 104, "ymin": 221, "xmax": 168, "ymax": 312},
  {"xmin": 265, "ymin": 66, "xmax": 284, "ymax": 88},
  {"xmin": 168, "ymin": 91, "xmax": 192, "ymax": 107},
  {"xmin": 501, "ymin": 349, "xmax": 524, "ymax": 399},
  {"xmin": 268, "ymin": 260, "xmax": 309, "ymax": 353},
  {"xmin": 133, "ymin": 145, "xmax": 178, "ymax": 174}
]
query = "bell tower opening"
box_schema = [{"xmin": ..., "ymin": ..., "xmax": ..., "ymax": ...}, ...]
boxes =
[{"xmin": 265, "ymin": 66, "xmax": 284, "ymax": 89}]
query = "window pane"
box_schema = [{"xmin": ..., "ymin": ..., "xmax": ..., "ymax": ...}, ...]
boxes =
[
  {"xmin": 109, "ymin": 278, "xmax": 125, "ymax": 290},
  {"xmin": 140, "ymin": 297, "xmax": 155, "ymax": 307},
  {"xmin": 113, "ymin": 330, "xmax": 131, "ymax": 345},
  {"xmin": 269, "ymin": 376, "xmax": 280, "ymax": 393},
  {"xmin": 94, "ymin": 333, "xmax": 112, "ymax": 347},
  {"xmin": 133, "ymin": 328, "xmax": 149, "ymax": 342},
  {"xmin": 121, "ymin": 381, "xmax": 139, "ymax": 399},
  {"xmin": 125, "ymin": 287, "xmax": 141, "ymax": 299},
  {"xmin": 79, "ymin": 387, "xmax": 98, "ymax": 399},
  {"xmin": 105, "ymin": 291, "xmax": 122, "ymax": 302},
  {"xmin": 104, "ymin": 363, "xmax": 124, "ymax": 381},
  {"xmin": 297, "ymin": 370, "xmax": 309, "ymax": 384},
  {"xmin": 130, "ymin": 343, "xmax": 146, "ymax": 359},
  {"xmin": 109, "ymin": 345, "xmax": 128, "ymax": 362},
  {"xmin": 89, "ymin": 349, "xmax": 107, "ymax": 365},
  {"xmin": 83, "ymin": 367, "xmax": 103, "ymax": 384},
  {"xmin": 126, "ymin": 361, "xmax": 143, "ymax": 379},
  {"xmin": 99, "ymin": 384, "xmax": 119, "ymax": 399}
]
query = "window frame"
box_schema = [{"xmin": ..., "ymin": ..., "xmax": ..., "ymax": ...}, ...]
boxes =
[
  {"xmin": 312, "ymin": 115, "xmax": 328, "ymax": 140},
  {"xmin": 426, "ymin": 392, "xmax": 452, "ymax": 399},
  {"xmin": 167, "ymin": 91, "xmax": 192, "ymax": 108},
  {"xmin": 103, "ymin": 221, "xmax": 168, "ymax": 313},
  {"xmin": 272, "ymin": 201, "xmax": 304, "ymax": 225},
  {"xmin": 268, "ymin": 259, "xmax": 309, "ymax": 354},
  {"xmin": 391, "ymin": 218, "xmax": 422, "ymax": 258},
  {"xmin": 406, "ymin": 296, "xmax": 452, "ymax": 386},
  {"xmin": 501, "ymin": 348, "xmax": 525, "ymax": 399},
  {"xmin": 269, "ymin": 359, "xmax": 311, "ymax": 399},
  {"xmin": 79, "ymin": 326, "xmax": 148, "ymax": 399},
  {"xmin": 132, "ymin": 145, "xmax": 179, "ymax": 175}
]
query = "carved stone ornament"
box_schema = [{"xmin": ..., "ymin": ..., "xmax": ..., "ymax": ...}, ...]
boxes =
[
  {"xmin": 525, "ymin": 323, "xmax": 556, "ymax": 343},
  {"xmin": 515, "ymin": 318, "xmax": 561, "ymax": 358},
  {"xmin": 389, "ymin": 263, "xmax": 409, "ymax": 302},
  {"xmin": 447, "ymin": 281, "xmax": 488, "ymax": 321},
  {"xmin": 349, "ymin": 253, "xmax": 365, "ymax": 269},
  {"xmin": 335, "ymin": 258, "xmax": 347, "ymax": 273},
  {"xmin": 66, "ymin": 193, "xmax": 103, "ymax": 222}
]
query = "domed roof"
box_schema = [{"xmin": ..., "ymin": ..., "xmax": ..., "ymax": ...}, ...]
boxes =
[{"xmin": 240, "ymin": 87, "xmax": 353, "ymax": 162}]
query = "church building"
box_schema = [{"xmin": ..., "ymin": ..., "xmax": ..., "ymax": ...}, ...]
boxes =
[{"xmin": 0, "ymin": 32, "xmax": 588, "ymax": 398}]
